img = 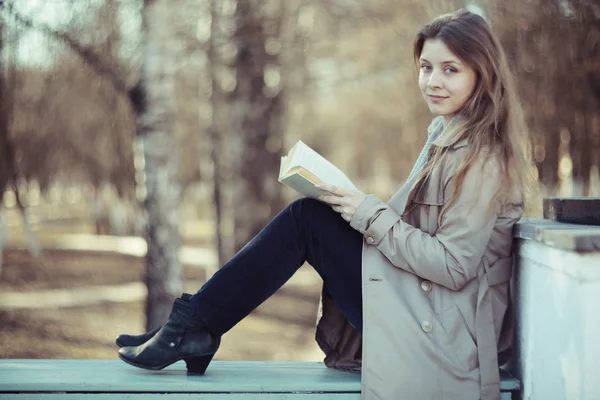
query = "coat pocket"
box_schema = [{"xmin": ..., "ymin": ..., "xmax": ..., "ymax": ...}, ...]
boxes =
[{"xmin": 439, "ymin": 297, "xmax": 478, "ymax": 371}]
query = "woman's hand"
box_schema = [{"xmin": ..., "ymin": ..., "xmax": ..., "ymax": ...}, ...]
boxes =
[{"xmin": 317, "ymin": 184, "xmax": 368, "ymax": 222}]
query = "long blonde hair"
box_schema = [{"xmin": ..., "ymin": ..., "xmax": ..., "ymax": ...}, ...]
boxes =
[{"xmin": 406, "ymin": 9, "xmax": 536, "ymax": 221}]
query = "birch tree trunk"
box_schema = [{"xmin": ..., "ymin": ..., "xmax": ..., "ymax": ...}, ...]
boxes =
[
  {"xmin": 0, "ymin": 17, "xmax": 7, "ymax": 198},
  {"xmin": 229, "ymin": 0, "xmax": 285, "ymax": 252},
  {"xmin": 0, "ymin": 17, "xmax": 8, "ymax": 212},
  {"xmin": 136, "ymin": 0, "xmax": 182, "ymax": 330},
  {"xmin": 0, "ymin": 20, "xmax": 9, "ymax": 274},
  {"xmin": 1, "ymin": 0, "xmax": 182, "ymax": 323},
  {"xmin": 206, "ymin": 0, "xmax": 235, "ymax": 266}
]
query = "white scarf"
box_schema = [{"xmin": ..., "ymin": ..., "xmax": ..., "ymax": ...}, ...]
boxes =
[
  {"xmin": 407, "ymin": 117, "xmax": 441, "ymax": 182},
  {"xmin": 406, "ymin": 116, "xmax": 456, "ymax": 182}
]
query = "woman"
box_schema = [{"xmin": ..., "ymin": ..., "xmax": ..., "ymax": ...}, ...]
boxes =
[{"xmin": 117, "ymin": 9, "xmax": 535, "ymax": 400}]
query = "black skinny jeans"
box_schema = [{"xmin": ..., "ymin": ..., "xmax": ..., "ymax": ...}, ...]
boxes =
[{"xmin": 189, "ymin": 198, "xmax": 364, "ymax": 336}]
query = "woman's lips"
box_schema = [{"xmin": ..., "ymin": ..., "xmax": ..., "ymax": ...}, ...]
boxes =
[{"xmin": 428, "ymin": 95, "xmax": 448, "ymax": 104}]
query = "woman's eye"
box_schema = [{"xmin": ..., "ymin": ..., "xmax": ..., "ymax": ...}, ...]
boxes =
[
  {"xmin": 421, "ymin": 64, "xmax": 431, "ymax": 71},
  {"xmin": 445, "ymin": 67, "xmax": 457, "ymax": 73}
]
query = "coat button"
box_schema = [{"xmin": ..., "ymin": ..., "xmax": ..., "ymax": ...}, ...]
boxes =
[
  {"xmin": 421, "ymin": 281, "xmax": 432, "ymax": 292},
  {"xmin": 366, "ymin": 236, "xmax": 375, "ymax": 245},
  {"xmin": 421, "ymin": 321, "xmax": 433, "ymax": 333}
]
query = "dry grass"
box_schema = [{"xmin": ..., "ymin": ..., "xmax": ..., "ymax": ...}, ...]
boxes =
[{"xmin": 0, "ymin": 249, "xmax": 325, "ymax": 362}]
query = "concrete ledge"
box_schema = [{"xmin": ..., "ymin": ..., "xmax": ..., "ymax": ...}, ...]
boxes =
[
  {"xmin": 513, "ymin": 218, "xmax": 600, "ymax": 400},
  {"xmin": 515, "ymin": 217, "xmax": 600, "ymax": 252},
  {"xmin": 0, "ymin": 360, "xmax": 520, "ymax": 399}
]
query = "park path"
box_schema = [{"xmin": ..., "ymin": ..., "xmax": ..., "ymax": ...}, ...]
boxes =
[
  {"xmin": 0, "ymin": 234, "xmax": 322, "ymax": 310},
  {"xmin": 1, "ymin": 233, "xmax": 327, "ymax": 362}
]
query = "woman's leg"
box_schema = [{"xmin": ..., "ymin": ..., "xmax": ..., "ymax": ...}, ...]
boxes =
[
  {"xmin": 190, "ymin": 197, "xmax": 364, "ymax": 336},
  {"xmin": 118, "ymin": 198, "xmax": 363, "ymax": 374}
]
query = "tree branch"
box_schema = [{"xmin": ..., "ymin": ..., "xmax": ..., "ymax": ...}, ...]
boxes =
[{"xmin": 0, "ymin": 1, "xmax": 131, "ymax": 95}]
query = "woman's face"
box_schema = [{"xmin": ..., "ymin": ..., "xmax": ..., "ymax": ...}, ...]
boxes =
[{"xmin": 418, "ymin": 38, "xmax": 477, "ymax": 123}]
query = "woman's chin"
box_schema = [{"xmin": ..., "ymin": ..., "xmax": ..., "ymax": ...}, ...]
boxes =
[
  {"xmin": 427, "ymin": 105, "xmax": 446, "ymax": 115},
  {"xmin": 428, "ymin": 104, "xmax": 456, "ymax": 118}
]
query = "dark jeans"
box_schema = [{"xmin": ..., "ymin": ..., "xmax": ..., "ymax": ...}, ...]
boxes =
[{"xmin": 189, "ymin": 198, "xmax": 363, "ymax": 337}]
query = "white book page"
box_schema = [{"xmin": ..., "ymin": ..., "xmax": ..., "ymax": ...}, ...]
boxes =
[
  {"xmin": 278, "ymin": 155, "xmax": 288, "ymax": 180},
  {"xmin": 290, "ymin": 141, "xmax": 356, "ymax": 190}
]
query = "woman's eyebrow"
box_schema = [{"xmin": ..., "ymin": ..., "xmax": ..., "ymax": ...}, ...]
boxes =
[
  {"xmin": 443, "ymin": 60, "xmax": 461, "ymax": 66},
  {"xmin": 420, "ymin": 57, "xmax": 461, "ymax": 66}
]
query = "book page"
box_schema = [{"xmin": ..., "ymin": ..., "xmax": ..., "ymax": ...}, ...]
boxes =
[
  {"xmin": 279, "ymin": 172, "xmax": 327, "ymax": 199},
  {"xmin": 288, "ymin": 141, "xmax": 356, "ymax": 190},
  {"xmin": 279, "ymin": 141, "xmax": 299, "ymax": 180},
  {"xmin": 278, "ymin": 155, "xmax": 287, "ymax": 180}
]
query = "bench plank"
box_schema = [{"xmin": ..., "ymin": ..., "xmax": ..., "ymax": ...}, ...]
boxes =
[
  {"xmin": 0, "ymin": 394, "xmax": 517, "ymax": 400},
  {"xmin": 0, "ymin": 360, "xmax": 360, "ymax": 394},
  {"xmin": 1, "ymin": 395, "xmax": 358, "ymax": 400},
  {"xmin": 0, "ymin": 360, "xmax": 520, "ymax": 398}
]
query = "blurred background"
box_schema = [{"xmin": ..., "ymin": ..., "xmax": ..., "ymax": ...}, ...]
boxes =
[{"xmin": 0, "ymin": 0, "xmax": 598, "ymax": 361}]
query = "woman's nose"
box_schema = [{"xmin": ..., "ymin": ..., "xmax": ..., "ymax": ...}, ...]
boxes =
[{"xmin": 427, "ymin": 71, "xmax": 443, "ymax": 89}]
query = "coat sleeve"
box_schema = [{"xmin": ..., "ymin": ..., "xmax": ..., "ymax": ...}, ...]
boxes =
[{"xmin": 350, "ymin": 155, "xmax": 503, "ymax": 291}]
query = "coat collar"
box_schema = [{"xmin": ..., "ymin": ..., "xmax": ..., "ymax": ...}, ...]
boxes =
[{"xmin": 449, "ymin": 138, "xmax": 469, "ymax": 149}]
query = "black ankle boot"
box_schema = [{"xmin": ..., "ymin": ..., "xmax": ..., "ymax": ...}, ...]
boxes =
[
  {"xmin": 118, "ymin": 298, "xmax": 220, "ymax": 375},
  {"xmin": 115, "ymin": 293, "xmax": 193, "ymax": 348}
]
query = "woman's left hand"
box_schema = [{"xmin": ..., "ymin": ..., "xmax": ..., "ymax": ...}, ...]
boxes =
[{"xmin": 317, "ymin": 184, "xmax": 368, "ymax": 222}]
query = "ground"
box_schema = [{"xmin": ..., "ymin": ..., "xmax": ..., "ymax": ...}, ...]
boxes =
[{"xmin": 0, "ymin": 248, "xmax": 325, "ymax": 362}]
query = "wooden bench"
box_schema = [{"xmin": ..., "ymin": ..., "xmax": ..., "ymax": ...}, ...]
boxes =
[{"xmin": 0, "ymin": 360, "xmax": 520, "ymax": 399}]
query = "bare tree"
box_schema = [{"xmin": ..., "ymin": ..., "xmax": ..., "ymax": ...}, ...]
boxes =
[
  {"xmin": 489, "ymin": 0, "xmax": 600, "ymax": 195},
  {"xmin": 0, "ymin": 11, "xmax": 40, "ymax": 260},
  {"xmin": 0, "ymin": 15, "xmax": 10, "ymax": 199},
  {"xmin": 205, "ymin": 0, "xmax": 235, "ymax": 265},
  {"xmin": 137, "ymin": 0, "xmax": 182, "ymax": 329},
  {"xmin": 1, "ymin": 0, "xmax": 183, "ymax": 328},
  {"xmin": 0, "ymin": 14, "xmax": 7, "ymax": 275},
  {"xmin": 228, "ymin": 0, "xmax": 286, "ymax": 252}
]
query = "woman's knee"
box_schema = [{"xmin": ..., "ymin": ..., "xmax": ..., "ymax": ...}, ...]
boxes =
[{"xmin": 288, "ymin": 197, "xmax": 330, "ymax": 219}]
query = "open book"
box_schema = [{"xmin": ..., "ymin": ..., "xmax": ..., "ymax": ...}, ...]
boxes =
[{"xmin": 278, "ymin": 140, "xmax": 356, "ymax": 199}]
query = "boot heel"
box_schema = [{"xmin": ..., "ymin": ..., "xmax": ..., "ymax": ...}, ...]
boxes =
[{"xmin": 184, "ymin": 353, "xmax": 215, "ymax": 375}]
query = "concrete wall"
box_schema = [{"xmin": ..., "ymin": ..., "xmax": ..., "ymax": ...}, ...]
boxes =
[{"xmin": 513, "ymin": 219, "xmax": 600, "ymax": 400}]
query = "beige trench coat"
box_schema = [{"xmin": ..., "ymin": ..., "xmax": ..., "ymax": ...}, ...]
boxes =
[{"xmin": 314, "ymin": 120, "xmax": 524, "ymax": 400}]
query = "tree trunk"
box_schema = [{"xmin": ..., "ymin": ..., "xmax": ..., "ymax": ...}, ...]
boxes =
[
  {"xmin": 0, "ymin": 17, "xmax": 11, "ymax": 204},
  {"xmin": 590, "ymin": 111, "xmax": 600, "ymax": 189},
  {"xmin": 569, "ymin": 109, "xmax": 590, "ymax": 196},
  {"xmin": 137, "ymin": 0, "xmax": 182, "ymax": 331},
  {"xmin": 538, "ymin": 129, "xmax": 560, "ymax": 192},
  {"xmin": 229, "ymin": 0, "xmax": 286, "ymax": 252},
  {"xmin": 207, "ymin": 0, "xmax": 235, "ymax": 266},
  {"xmin": 2, "ymin": 0, "xmax": 181, "ymax": 324},
  {"xmin": 0, "ymin": 19, "xmax": 3, "ymax": 277},
  {"xmin": 13, "ymin": 185, "xmax": 41, "ymax": 256}
]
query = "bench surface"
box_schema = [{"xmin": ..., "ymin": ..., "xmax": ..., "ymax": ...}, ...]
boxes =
[
  {"xmin": 1, "ymin": 360, "xmax": 358, "ymax": 394},
  {"xmin": 0, "ymin": 360, "xmax": 520, "ymax": 399}
]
